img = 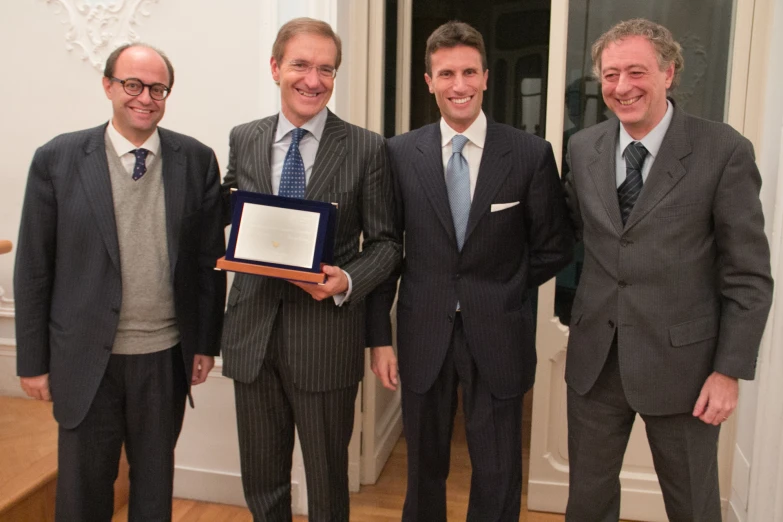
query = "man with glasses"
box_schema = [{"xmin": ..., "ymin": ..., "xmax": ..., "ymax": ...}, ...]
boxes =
[
  {"xmin": 14, "ymin": 43, "xmax": 226, "ymax": 521},
  {"xmin": 220, "ymin": 17, "xmax": 400, "ymax": 521}
]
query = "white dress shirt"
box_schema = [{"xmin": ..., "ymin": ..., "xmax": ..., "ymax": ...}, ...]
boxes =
[
  {"xmin": 439, "ymin": 110, "xmax": 487, "ymax": 200},
  {"xmin": 615, "ymin": 100, "xmax": 674, "ymax": 187}
]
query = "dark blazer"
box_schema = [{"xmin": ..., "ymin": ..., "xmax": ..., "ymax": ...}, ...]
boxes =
[
  {"xmin": 14, "ymin": 123, "xmax": 227, "ymax": 429},
  {"xmin": 368, "ymin": 120, "xmax": 573, "ymax": 399},
  {"xmin": 220, "ymin": 110, "xmax": 401, "ymax": 391},
  {"xmin": 563, "ymin": 102, "xmax": 773, "ymax": 415}
]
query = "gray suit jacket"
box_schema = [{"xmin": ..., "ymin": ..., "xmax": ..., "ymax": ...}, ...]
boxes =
[
  {"xmin": 367, "ymin": 120, "xmax": 574, "ymax": 399},
  {"xmin": 563, "ymin": 102, "xmax": 773, "ymax": 415},
  {"xmin": 220, "ymin": 110, "xmax": 401, "ymax": 391},
  {"xmin": 15, "ymin": 124, "xmax": 227, "ymax": 429}
]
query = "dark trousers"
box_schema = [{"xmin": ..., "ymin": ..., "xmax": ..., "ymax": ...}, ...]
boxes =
[
  {"xmin": 566, "ymin": 342, "xmax": 721, "ymax": 522},
  {"xmin": 401, "ymin": 313, "xmax": 524, "ymax": 522},
  {"xmin": 56, "ymin": 346, "xmax": 187, "ymax": 522},
  {"xmin": 234, "ymin": 311, "xmax": 358, "ymax": 522}
]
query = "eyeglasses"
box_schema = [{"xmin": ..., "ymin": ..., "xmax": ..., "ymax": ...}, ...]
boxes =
[
  {"xmin": 287, "ymin": 61, "xmax": 337, "ymax": 79},
  {"xmin": 109, "ymin": 77, "xmax": 171, "ymax": 100}
]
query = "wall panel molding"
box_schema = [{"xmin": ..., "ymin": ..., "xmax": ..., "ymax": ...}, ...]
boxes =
[{"xmin": 42, "ymin": 0, "xmax": 160, "ymax": 70}]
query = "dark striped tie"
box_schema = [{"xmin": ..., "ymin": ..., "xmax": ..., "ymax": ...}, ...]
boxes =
[{"xmin": 618, "ymin": 142, "xmax": 648, "ymax": 225}]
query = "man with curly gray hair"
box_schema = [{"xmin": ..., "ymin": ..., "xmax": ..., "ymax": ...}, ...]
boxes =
[{"xmin": 563, "ymin": 18, "xmax": 772, "ymax": 521}]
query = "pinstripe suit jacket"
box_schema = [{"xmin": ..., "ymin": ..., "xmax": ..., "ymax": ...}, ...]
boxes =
[
  {"xmin": 367, "ymin": 120, "xmax": 573, "ymax": 399},
  {"xmin": 220, "ymin": 110, "xmax": 401, "ymax": 391},
  {"xmin": 563, "ymin": 103, "xmax": 773, "ymax": 415},
  {"xmin": 14, "ymin": 123, "xmax": 227, "ymax": 429}
]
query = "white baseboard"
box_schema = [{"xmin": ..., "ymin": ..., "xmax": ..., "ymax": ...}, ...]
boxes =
[
  {"xmin": 173, "ymin": 466, "xmax": 306, "ymax": 515},
  {"xmin": 173, "ymin": 466, "xmax": 247, "ymax": 507}
]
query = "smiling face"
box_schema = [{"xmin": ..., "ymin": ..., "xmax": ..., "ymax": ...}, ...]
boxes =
[
  {"xmin": 600, "ymin": 35, "xmax": 674, "ymax": 139},
  {"xmin": 425, "ymin": 45, "xmax": 488, "ymax": 133},
  {"xmin": 271, "ymin": 33, "xmax": 337, "ymax": 127},
  {"xmin": 102, "ymin": 46, "xmax": 170, "ymax": 147}
]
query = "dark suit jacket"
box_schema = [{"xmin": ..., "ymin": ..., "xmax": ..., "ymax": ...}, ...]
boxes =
[
  {"xmin": 563, "ymin": 102, "xmax": 774, "ymax": 415},
  {"xmin": 220, "ymin": 110, "xmax": 401, "ymax": 391},
  {"xmin": 14, "ymin": 123, "xmax": 227, "ymax": 429},
  {"xmin": 368, "ymin": 120, "xmax": 573, "ymax": 399}
]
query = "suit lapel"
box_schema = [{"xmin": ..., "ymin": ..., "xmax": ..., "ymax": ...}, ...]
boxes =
[
  {"xmin": 465, "ymin": 121, "xmax": 512, "ymax": 244},
  {"xmin": 79, "ymin": 124, "xmax": 121, "ymax": 272},
  {"xmin": 587, "ymin": 124, "xmax": 624, "ymax": 235},
  {"xmin": 624, "ymin": 106, "xmax": 690, "ymax": 229},
  {"xmin": 159, "ymin": 128, "xmax": 186, "ymax": 276},
  {"xmin": 307, "ymin": 110, "xmax": 347, "ymax": 200},
  {"xmin": 414, "ymin": 124, "xmax": 457, "ymax": 244},
  {"xmin": 251, "ymin": 116, "xmax": 276, "ymax": 194}
]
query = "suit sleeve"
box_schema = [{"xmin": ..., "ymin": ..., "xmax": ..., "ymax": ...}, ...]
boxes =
[
  {"xmin": 14, "ymin": 148, "xmax": 57, "ymax": 377},
  {"xmin": 340, "ymin": 136, "xmax": 402, "ymax": 304},
  {"xmin": 365, "ymin": 139, "xmax": 405, "ymax": 347},
  {"xmin": 220, "ymin": 128, "xmax": 238, "ymax": 227},
  {"xmin": 197, "ymin": 151, "xmax": 227, "ymax": 356},
  {"xmin": 526, "ymin": 142, "xmax": 575, "ymax": 286},
  {"xmin": 711, "ymin": 137, "xmax": 773, "ymax": 379}
]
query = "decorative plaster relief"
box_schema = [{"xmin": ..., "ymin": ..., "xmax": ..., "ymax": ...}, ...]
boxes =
[{"xmin": 43, "ymin": 0, "xmax": 159, "ymax": 71}]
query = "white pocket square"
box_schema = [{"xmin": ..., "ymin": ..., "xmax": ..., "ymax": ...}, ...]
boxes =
[{"xmin": 491, "ymin": 201, "xmax": 520, "ymax": 212}]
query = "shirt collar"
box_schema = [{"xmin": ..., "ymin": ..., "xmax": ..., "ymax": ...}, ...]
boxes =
[
  {"xmin": 275, "ymin": 108, "xmax": 328, "ymax": 143},
  {"xmin": 440, "ymin": 111, "xmax": 487, "ymax": 149},
  {"xmin": 106, "ymin": 120, "xmax": 160, "ymax": 156},
  {"xmin": 619, "ymin": 99, "xmax": 673, "ymax": 160}
]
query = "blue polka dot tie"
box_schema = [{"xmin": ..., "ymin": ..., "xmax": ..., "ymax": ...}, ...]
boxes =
[
  {"xmin": 279, "ymin": 128, "xmax": 308, "ymax": 198},
  {"xmin": 131, "ymin": 148, "xmax": 149, "ymax": 181},
  {"xmin": 446, "ymin": 134, "xmax": 471, "ymax": 250}
]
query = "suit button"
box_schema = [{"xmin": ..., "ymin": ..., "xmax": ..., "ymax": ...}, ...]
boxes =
[
  {"xmin": 620, "ymin": 239, "xmax": 629, "ymax": 247},
  {"xmin": 608, "ymin": 320, "xmax": 615, "ymax": 328},
  {"xmin": 104, "ymin": 345, "xmax": 112, "ymax": 351},
  {"xmin": 618, "ymin": 281, "xmax": 627, "ymax": 288},
  {"xmin": 455, "ymin": 274, "xmax": 461, "ymax": 280},
  {"xmin": 448, "ymin": 315, "xmax": 454, "ymax": 323},
  {"xmin": 112, "ymin": 307, "xmax": 120, "ymax": 314}
]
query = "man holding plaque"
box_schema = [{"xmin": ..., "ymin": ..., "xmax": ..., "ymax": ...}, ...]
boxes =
[
  {"xmin": 14, "ymin": 44, "xmax": 226, "ymax": 521},
  {"xmin": 220, "ymin": 17, "xmax": 401, "ymax": 521},
  {"xmin": 367, "ymin": 21, "xmax": 573, "ymax": 522}
]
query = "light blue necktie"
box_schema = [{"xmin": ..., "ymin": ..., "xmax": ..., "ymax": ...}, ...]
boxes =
[
  {"xmin": 278, "ymin": 128, "xmax": 308, "ymax": 198},
  {"xmin": 131, "ymin": 148, "xmax": 149, "ymax": 181},
  {"xmin": 446, "ymin": 134, "xmax": 471, "ymax": 250}
]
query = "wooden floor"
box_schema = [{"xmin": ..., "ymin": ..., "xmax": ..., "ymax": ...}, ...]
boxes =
[
  {"xmin": 0, "ymin": 397, "xmax": 58, "ymax": 522},
  {"xmin": 116, "ymin": 392, "xmax": 569, "ymax": 521}
]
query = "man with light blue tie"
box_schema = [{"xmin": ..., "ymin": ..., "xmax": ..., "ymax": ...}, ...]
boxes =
[
  {"xmin": 219, "ymin": 17, "xmax": 401, "ymax": 521},
  {"xmin": 367, "ymin": 21, "xmax": 573, "ymax": 522}
]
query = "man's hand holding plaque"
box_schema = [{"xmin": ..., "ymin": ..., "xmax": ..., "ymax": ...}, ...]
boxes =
[{"xmin": 289, "ymin": 265, "xmax": 348, "ymax": 300}]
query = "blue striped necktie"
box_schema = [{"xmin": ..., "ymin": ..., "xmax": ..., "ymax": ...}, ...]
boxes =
[
  {"xmin": 446, "ymin": 134, "xmax": 471, "ymax": 250},
  {"xmin": 278, "ymin": 128, "xmax": 308, "ymax": 198},
  {"xmin": 618, "ymin": 141, "xmax": 648, "ymax": 225}
]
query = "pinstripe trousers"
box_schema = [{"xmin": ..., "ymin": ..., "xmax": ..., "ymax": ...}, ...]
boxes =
[
  {"xmin": 234, "ymin": 306, "xmax": 358, "ymax": 522},
  {"xmin": 401, "ymin": 314, "xmax": 524, "ymax": 522}
]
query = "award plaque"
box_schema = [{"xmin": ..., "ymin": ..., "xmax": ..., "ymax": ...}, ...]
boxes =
[{"xmin": 216, "ymin": 190, "xmax": 336, "ymax": 284}]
